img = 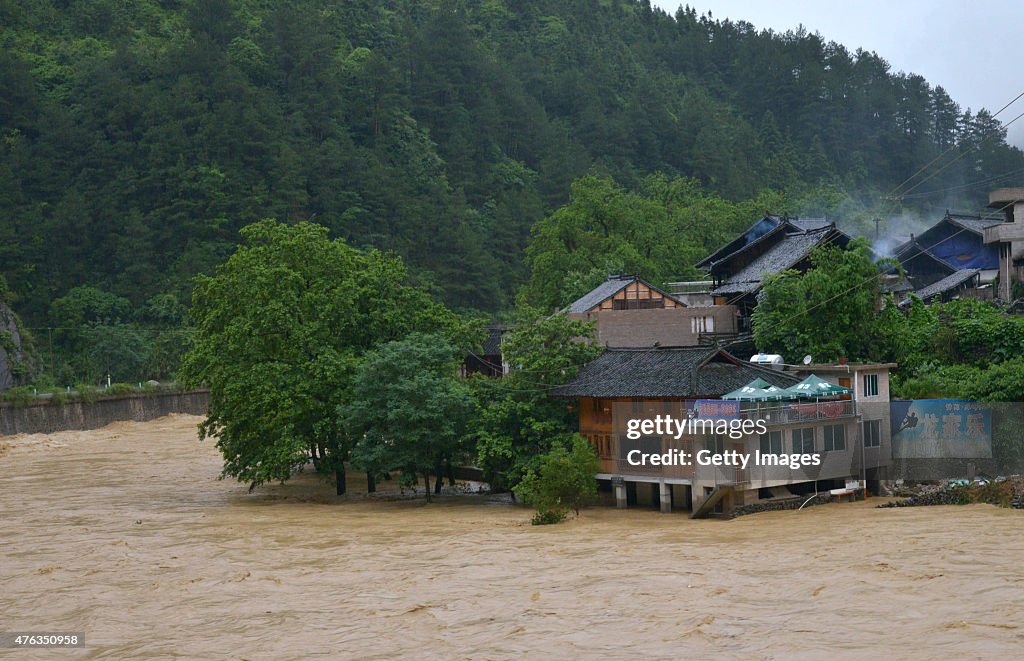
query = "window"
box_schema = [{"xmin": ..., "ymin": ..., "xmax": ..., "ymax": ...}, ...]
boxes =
[
  {"xmin": 690, "ymin": 315, "xmax": 716, "ymax": 334},
  {"xmin": 613, "ymin": 297, "xmax": 663, "ymax": 310},
  {"xmin": 792, "ymin": 428, "xmax": 815, "ymax": 453},
  {"xmin": 863, "ymin": 374, "xmax": 879, "ymax": 397},
  {"xmin": 705, "ymin": 435, "xmax": 724, "ymax": 456},
  {"xmin": 824, "ymin": 424, "xmax": 846, "ymax": 452},
  {"xmin": 620, "ymin": 434, "xmax": 660, "ymax": 460},
  {"xmin": 863, "ymin": 420, "xmax": 881, "ymax": 448},
  {"xmin": 759, "ymin": 431, "xmax": 783, "ymax": 454}
]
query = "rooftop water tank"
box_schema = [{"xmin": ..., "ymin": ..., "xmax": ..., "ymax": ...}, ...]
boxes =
[{"xmin": 750, "ymin": 354, "xmax": 784, "ymax": 370}]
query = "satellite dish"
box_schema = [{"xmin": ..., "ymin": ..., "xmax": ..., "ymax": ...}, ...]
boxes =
[{"xmin": 802, "ymin": 355, "xmax": 813, "ymax": 365}]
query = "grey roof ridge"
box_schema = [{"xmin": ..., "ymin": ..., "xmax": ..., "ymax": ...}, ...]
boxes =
[
  {"xmin": 563, "ymin": 274, "xmax": 687, "ymax": 313},
  {"xmin": 945, "ymin": 214, "xmax": 1004, "ymax": 234},
  {"xmin": 697, "ymin": 216, "xmax": 789, "ymax": 270},
  {"xmin": 701, "ymin": 217, "xmax": 838, "ymax": 271},
  {"xmin": 550, "ymin": 343, "xmax": 671, "ymax": 396},
  {"xmin": 899, "ymin": 268, "xmax": 981, "ymax": 306},
  {"xmin": 714, "ymin": 226, "xmax": 843, "ymax": 290}
]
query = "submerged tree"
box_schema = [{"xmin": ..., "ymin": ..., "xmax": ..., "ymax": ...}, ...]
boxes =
[
  {"xmin": 180, "ymin": 220, "xmax": 463, "ymax": 493},
  {"xmin": 473, "ymin": 308, "xmax": 600, "ymax": 492},
  {"xmin": 514, "ymin": 436, "xmax": 600, "ymax": 525},
  {"xmin": 342, "ymin": 333, "xmax": 476, "ymax": 502}
]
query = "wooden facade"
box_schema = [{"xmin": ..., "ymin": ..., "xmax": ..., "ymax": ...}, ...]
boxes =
[{"xmin": 586, "ymin": 279, "xmax": 681, "ymax": 311}]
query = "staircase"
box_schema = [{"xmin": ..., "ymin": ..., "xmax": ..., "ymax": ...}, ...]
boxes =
[{"xmin": 690, "ymin": 485, "xmax": 734, "ymax": 519}]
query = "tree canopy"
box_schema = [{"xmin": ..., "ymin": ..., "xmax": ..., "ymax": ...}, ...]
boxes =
[
  {"xmin": 514, "ymin": 436, "xmax": 601, "ymax": 524},
  {"xmin": 472, "ymin": 308, "xmax": 601, "ymax": 490},
  {"xmin": 180, "ymin": 219, "xmax": 465, "ymax": 492},
  {"xmin": 342, "ymin": 332, "xmax": 476, "ymax": 501},
  {"xmin": 3, "ymin": 0, "xmax": 1022, "ymax": 335},
  {"xmin": 752, "ymin": 239, "xmax": 884, "ymax": 363}
]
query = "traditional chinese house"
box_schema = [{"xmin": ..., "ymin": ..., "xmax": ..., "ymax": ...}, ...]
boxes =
[
  {"xmin": 553, "ymin": 346, "xmax": 894, "ymax": 517},
  {"xmin": 565, "ymin": 275, "xmax": 738, "ymax": 347},
  {"xmin": 894, "ymin": 210, "xmax": 1001, "ymax": 290},
  {"xmin": 461, "ymin": 325, "xmax": 508, "ymax": 378},
  {"xmin": 694, "ymin": 215, "xmax": 852, "ymax": 329}
]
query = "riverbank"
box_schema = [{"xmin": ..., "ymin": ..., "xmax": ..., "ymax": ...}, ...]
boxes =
[
  {"xmin": 879, "ymin": 478, "xmax": 1024, "ymax": 509},
  {"xmin": 2, "ymin": 415, "xmax": 1022, "ymax": 658}
]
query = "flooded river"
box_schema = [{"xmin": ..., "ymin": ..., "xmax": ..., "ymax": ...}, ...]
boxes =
[{"xmin": 2, "ymin": 415, "xmax": 1023, "ymax": 659}]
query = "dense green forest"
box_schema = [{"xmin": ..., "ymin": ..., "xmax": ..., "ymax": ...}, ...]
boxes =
[{"xmin": 2, "ymin": 0, "xmax": 1023, "ymax": 383}]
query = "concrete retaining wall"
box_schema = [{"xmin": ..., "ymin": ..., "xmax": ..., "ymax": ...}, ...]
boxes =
[{"xmin": 0, "ymin": 390, "xmax": 209, "ymax": 436}]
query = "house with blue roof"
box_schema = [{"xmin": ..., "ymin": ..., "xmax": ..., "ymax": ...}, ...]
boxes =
[{"xmin": 894, "ymin": 211, "xmax": 1001, "ymax": 297}]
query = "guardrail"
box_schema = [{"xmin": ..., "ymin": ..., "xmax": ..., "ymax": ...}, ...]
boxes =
[{"xmin": 740, "ymin": 399, "xmax": 856, "ymax": 425}]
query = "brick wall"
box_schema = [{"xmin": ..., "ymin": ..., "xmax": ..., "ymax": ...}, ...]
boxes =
[{"xmin": 579, "ymin": 306, "xmax": 738, "ymax": 347}]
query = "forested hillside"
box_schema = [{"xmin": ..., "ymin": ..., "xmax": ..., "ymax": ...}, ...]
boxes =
[{"xmin": 2, "ymin": 0, "xmax": 1023, "ymax": 382}]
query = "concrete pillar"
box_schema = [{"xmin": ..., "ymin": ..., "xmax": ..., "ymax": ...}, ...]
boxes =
[
  {"xmin": 614, "ymin": 483, "xmax": 627, "ymax": 509},
  {"xmin": 659, "ymin": 482, "xmax": 672, "ymax": 513}
]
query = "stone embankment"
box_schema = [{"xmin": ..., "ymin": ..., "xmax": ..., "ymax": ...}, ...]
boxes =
[
  {"xmin": 732, "ymin": 493, "xmax": 832, "ymax": 517},
  {"xmin": 878, "ymin": 477, "xmax": 1024, "ymax": 510}
]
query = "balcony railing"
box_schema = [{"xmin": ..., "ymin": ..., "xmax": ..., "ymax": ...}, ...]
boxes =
[{"xmin": 739, "ymin": 399, "xmax": 856, "ymax": 425}]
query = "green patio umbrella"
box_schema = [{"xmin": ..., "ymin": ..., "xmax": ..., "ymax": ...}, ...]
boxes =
[
  {"xmin": 721, "ymin": 383, "xmax": 775, "ymax": 401},
  {"xmin": 747, "ymin": 377, "xmax": 796, "ymax": 400},
  {"xmin": 786, "ymin": 374, "xmax": 852, "ymax": 398},
  {"xmin": 722, "ymin": 379, "xmax": 799, "ymax": 401}
]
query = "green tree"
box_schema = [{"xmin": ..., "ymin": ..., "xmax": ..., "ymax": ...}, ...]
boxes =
[
  {"xmin": 520, "ymin": 175, "xmax": 709, "ymax": 311},
  {"xmin": 473, "ymin": 308, "xmax": 600, "ymax": 492},
  {"xmin": 514, "ymin": 436, "xmax": 600, "ymax": 524},
  {"xmin": 48, "ymin": 286, "xmax": 145, "ymax": 383},
  {"xmin": 180, "ymin": 219, "xmax": 463, "ymax": 493},
  {"xmin": 342, "ymin": 333, "xmax": 475, "ymax": 502},
  {"xmin": 7, "ymin": 0, "xmax": 1024, "ymax": 377},
  {"xmin": 752, "ymin": 239, "xmax": 882, "ymax": 362}
]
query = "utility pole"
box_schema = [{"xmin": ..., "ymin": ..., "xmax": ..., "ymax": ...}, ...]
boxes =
[{"xmin": 873, "ymin": 218, "xmax": 881, "ymax": 239}]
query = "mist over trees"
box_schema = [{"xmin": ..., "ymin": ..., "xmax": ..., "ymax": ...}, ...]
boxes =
[{"xmin": 3, "ymin": 0, "xmax": 1023, "ymax": 382}]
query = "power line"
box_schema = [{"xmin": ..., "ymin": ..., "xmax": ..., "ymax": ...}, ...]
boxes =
[
  {"xmin": 896, "ymin": 107, "xmax": 1024, "ymax": 200},
  {"xmin": 774, "ymin": 198, "xmax": 1018, "ymax": 326},
  {"xmin": 885, "ymin": 86, "xmax": 1024, "ymax": 200},
  {"xmin": 897, "ymin": 167, "xmax": 1024, "ymax": 199}
]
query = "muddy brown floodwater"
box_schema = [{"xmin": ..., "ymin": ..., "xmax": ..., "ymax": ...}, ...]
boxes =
[{"xmin": 2, "ymin": 414, "xmax": 1023, "ymax": 659}]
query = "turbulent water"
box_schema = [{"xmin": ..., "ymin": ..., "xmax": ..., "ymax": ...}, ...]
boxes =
[{"xmin": 2, "ymin": 415, "xmax": 1023, "ymax": 659}]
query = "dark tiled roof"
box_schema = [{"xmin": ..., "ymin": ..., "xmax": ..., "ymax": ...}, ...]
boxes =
[
  {"xmin": 551, "ymin": 347, "xmax": 800, "ymax": 398},
  {"xmin": 945, "ymin": 213, "xmax": 1003, "ymax": 236},
  {"xmin": 565, "ymin": 276, "xmax": 684, "ymax": 313},
  {"xmin": 788, "ymin": 218, "xmax": 831, "ymax": 231},
  {"xmin": 899, "ymin": 269, "xmax": 980, "ymax": 306},
  {"xmin": 880, "ymin": 275, "xmax": 915, "ymax": 294},
  {"xmin": 696, "ymin": 216, "xmax": 787, "ymax": 270},
  {"xmin": 895, "ymin": 240, "xmax": 956, "ymax": 270},
  {"xmin": 697, "ymin": 216, "xmax": 833, "ymax": 271},
  {"xmin": 711, "ymin": 228, "xmax": 843, "ymax": 296}
]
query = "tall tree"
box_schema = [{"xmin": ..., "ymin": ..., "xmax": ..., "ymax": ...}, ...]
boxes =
[
  {"xmin": 180, "ymin": 220, "xmax": 463, "ymax": 493},
  {"xmin": 752, "ymin": 239, "xmax": 883, "ymax": 363},
  {"xmin": 342, "ymin": 333, "xmax": 476, "ymax": 501},
  {"xmin": 473, "ymin": 308, "xmax": 600, "ymax": 491}
]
